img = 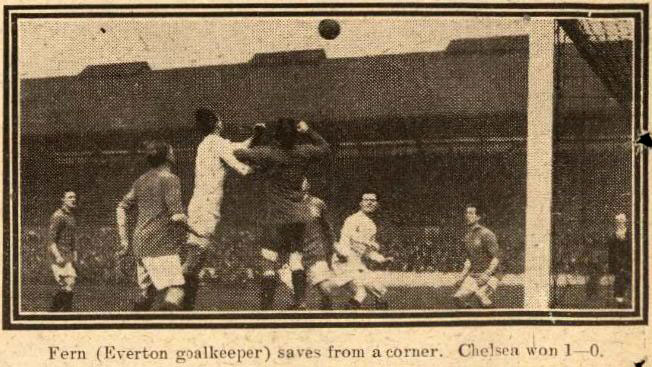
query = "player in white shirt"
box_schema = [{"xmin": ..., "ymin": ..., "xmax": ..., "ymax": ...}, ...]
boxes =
[
  {"xmin": 332, "ymin": 192, "xmax": 393, "ymax": 309},
  {"xmin": 181, "ymin": 108, "xmax": 260, "ymax": 310}
]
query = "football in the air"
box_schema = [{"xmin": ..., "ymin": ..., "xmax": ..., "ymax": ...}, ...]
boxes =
[{"xmin": 318, "ymin": 19, "xmax": 341, "ymax": 40}]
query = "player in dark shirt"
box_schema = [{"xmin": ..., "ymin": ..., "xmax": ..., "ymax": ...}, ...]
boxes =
[
  {"xmin": 298, "ymin": 179, "xmax": 338, "ymax": 309},
  {"xmin": 453, "ymin": 204, "xmax": 502, "ymax": 308},
  {"xmin": 48, "ymin": 191, "xmax": 78, "ymax": 312},
  {"xmin": 116, "ymin": 141, "xmax": 189, "ymax": 311},
  {"xmin": 234, "ymin": 119, "xmax": 331, "ymax": 309},
  {"xmin": 607, "ymin": 213, "xmax": 631, "ymax": 307}
]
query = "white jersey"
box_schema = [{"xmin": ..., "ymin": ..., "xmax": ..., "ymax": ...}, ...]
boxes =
[
  {"xmin": 338, "ymin": 211, "xmax": 379, "ymax": 259},
  {"xmin": 190, "ymin": 135, "xmax": 250, "ymax": 201},
  {"xmin": 186, "ymin": 134, "xmax": 250, "ymax": 246},
  {"xmin": 331, "ymin": 211, "xmax": 387, "ymax": 298}
]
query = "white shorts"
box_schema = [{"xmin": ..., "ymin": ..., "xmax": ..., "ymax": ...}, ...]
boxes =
[
  {"xmin": 279, "ymin": 260, "xmax": 334, "ymax": 292},
  {"xmin": 187, "ymin": 195, "xmax": 222, "ymax": 247},
  {"xmin": 330, "ymin": 255, "xmax": 387, "ymax": 297},
  {"xmin": 137, "ymin": 255, "xmax": 185, "ymax": 291},
  {"xmin": 453, "ymin": 274, "xmax": 500, "ymax": 298},
  {"xmin": 51, "ymin": 262, "xmax": 77, "ymax": 290},
  {"xmin": 307, "ymin": 260, "xmax": 332, "ymax": 286}
]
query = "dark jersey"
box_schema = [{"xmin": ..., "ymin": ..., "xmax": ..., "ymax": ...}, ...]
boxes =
[
  {"xmin": 48, "ymin": 208, "xmax": 77, "ymax": 263},
  {"xmin": 607, "ymin": 232, "xmax": 631, "ymax": 273},
  {"xmin": 118, "ymin": 167, "xmax": 185, "ymax": 258},
  {"xmin": 463, "ymin": 223, "xmax": 501, "ymax": 276},
  {"xmin": 233, "ymin": 129, "xmax": 330, "ymax": 225},
  {"xmin": 302, "ymin": 196, "xmax": 335, "ymax": 267}
]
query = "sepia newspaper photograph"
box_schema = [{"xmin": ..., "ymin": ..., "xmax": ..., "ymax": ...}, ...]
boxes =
[{"xmin": 1, "ymin": 1, "xmax": 650, "ymax": 366}]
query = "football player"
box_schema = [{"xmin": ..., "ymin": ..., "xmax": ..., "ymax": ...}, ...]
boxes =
[
  {"xmin": 233, "ymin": 119, "xmax": 330, "ymax": 310},
  {"xmin": 332, "ymin": 192, "xmax": 393, "ymax": 309},
  {"xmin": 453, "ymin": 204, "xmax": 502, "ymax": 308},
  {"xmin": 296, "ymin": 179, "xmax": 338, "ymax": 309},
  {"xmin": 47, "ymin": 191, "xmax": 79, "ymax": 312},
  {"xmin": 116, "ymin": 141, "xmax": 188, "ymax": 311},
  {"xmin": 181, "ymin": 108, "xmax": 258, "ymax": 310}
]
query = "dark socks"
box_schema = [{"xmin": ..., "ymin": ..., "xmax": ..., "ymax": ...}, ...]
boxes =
[
  {"xmin": 49, "ymin": 291, "xmax": 66, "ymax": 312},
  {"xmin": 183, "ymin": 275, "xmax": 200, "ymax": 311},
  {"xmin": 181, "ymin": 244, "xmax": 206, "ymax": 311},
  {"xmin": 260, "ymin": 275, "xmax": 278, "ymax": 310},
  {"xmin": 133, "ymin": 285, "xmax": 156, "ymax": 311},
  {"xmin": 157, "ymin": 301, "xmax": 182, "ymax": 311},
  {"xmin": 291, "ymin": 270, "xmax": 307, "ymax": 307},
  {"xmin": 60, "ymin": 291, "xmax": 74, "ymax": 312},
  {"xmin": 318, "ymin": 289, "xmax": 333, "ymax": 310},
  {"xmin": 374, "ymin": 298, "xmax": 389, "ymax": 310},
  {"xmin": 348, "ymin": 298, "xmax": 362, "ymax": 309},
  {"xmin": 50, "ymin": 291, "xmax": 73, "ymax": 312}
]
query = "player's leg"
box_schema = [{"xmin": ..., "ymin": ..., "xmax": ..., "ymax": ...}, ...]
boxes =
[
  {"xmin": 141, "ymin": 255, "xmax": 186, "ymax": 311},
  {"xmin": 50, "ymin": 262, "xmax": 76, "ymax": 312},
  {"xmin": 288, "ymin": 251, "xmax": 307, "ymax": 309},
  {"xmin": 49, "ymin": 290, "xmax": 65, "ymax": 312},
  {"xmin": 181, "ymin": 242, "xmax": 208, "ymax": 311},
  {"xmin": 613, "ymin": 269, "xmax": 625, "ymax": 304},
  {"xmin": 307, "ymin": 260, "xmax": 335, "ymax": 310},
  {"xmin": 49, "ymin": 263, "xmax": 66, "ymax": 311},
  {"xmin": 182, "ymin": 205, "xmax": 217, "ymax": 310},
  {"xmin": 453, "ymin": 275, "xmax": 480, "ymax": 308},
  {"xmin": 364, "ymin": 273, "xmax": 389, "ymax": 310},
  {"xmin": 474, "ymin": 276, "xmax": 499, "ymax": 308},
  {"xmin": 59, "ymin": 262, "xmax": 77, "ymax": 311},
  {"xmin": 348, "ymin": 276, "xmax": 368, "ymax": 309},
  {"xmin": 328, "ymin": 253, "xmax": 363, "ymax": 308},
  {"xmin": 260, "ymin": 247, "xmax": 280, "ymax": 310},
  {"xmin": 133, "ymin": 260, "xmax": 157, "ymax": 311},
  {"xmin": 282, "ymin": 223, "xmax": 308, "ymax": 309}
]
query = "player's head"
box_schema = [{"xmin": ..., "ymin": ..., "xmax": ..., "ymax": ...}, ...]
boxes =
[
  {"xmin": 61, "ymin": 191, "xmax": 77, "ymax": 210},
  {"xmin": 194, "ymin": 108, "xmax": 222, "ymax": 136},
  {"xmin": 615, "ymin": 213, "xmax": 627, "ymax": 224},
  {"xmin": 360, "ymin": 192, "xmax": 379, "ymax": 214},
  {"xmin": 615, "ymin": 213, "xmax": 627, "ymax": 229},
  {"xmin": 145, "ymin": 140, "xmax": 175, "ymax": 168},
  {"xmin": 464, "ymin": 204, "xmax": 481, "ymax": 225},
  {"xmin": 274, "ymin": 117, "xmax": 299, "ymax": 150}
]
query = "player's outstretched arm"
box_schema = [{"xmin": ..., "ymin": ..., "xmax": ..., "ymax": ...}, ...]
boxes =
[
  {"xmin": 115, "ymin": 207, "xmax": 130, "ymax": 257},
  {"xmin": 221, "ymin": 146, "xmax": 253, "ymax": 176},
  {"xmin": 116, "ymin": 188, "xmax": 135, "ymax": 256},
  {"xmin": 230, "ymin": 122, "xmax": 265, "ymax": 150},
  {"xmin": 366, "ymin": 250, "xmax": 392, "ymax": 264},
  {"xmin": 231, "ymin": 123, "xmax": 266, "ymax": 148}
]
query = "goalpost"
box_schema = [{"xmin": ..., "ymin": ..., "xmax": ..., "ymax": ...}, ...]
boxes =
[
  {"xmin": 525, "ymin": 18, "xmax": 634, "ymax": 309},
  {"xmin": 524, "ymin": 19, "xmax": 555, "ymax": 310}
]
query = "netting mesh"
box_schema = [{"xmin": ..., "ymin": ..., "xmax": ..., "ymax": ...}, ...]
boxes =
[
  {"xmin": 558, "ymin": 19, "xmax": 633, "ymax": 112},
  {"xmin": 551, "ymin": 19, "xmax": 633, "ymax": 308}
]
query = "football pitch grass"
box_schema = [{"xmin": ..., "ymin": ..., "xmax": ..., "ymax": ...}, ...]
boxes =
[{"xmin": 20, "ymin": 280, "xmax": 620, "ymax": 313}]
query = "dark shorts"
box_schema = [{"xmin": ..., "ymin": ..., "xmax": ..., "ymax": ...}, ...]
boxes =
[{"xmin": 262, "ymin": 222, "xmax": 306, "ymax": 256}]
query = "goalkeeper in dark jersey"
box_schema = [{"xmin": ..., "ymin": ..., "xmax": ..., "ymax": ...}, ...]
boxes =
[{"xmin": 234, "ymin": 119, "xmax": 330, "ymax": 310}]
